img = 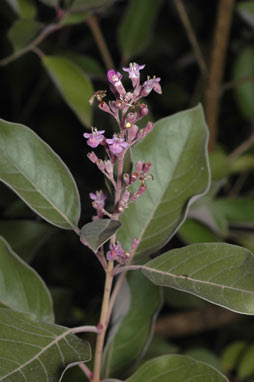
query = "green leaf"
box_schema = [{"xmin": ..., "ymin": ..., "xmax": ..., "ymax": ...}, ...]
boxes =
[
  {"xmin": 64, "ymin": 54, "xmax": 104, "ymax": 77},
  {"xmin": 164, "ymin": 287, "xmax": 205, "ymax": 309},
  {"xmin": 0, "ymin": 236, "xmax": 54, "ymax": 322},
  {"xmin": 18, "ymin": 0, "xmax": 37, "ymax": 18},
  {"xmin": 126, "ymin": 355, "xmax": 228, "ymax": 382},
  {"xmin": 233, "ymin": 46, "xmax": 254, "ymax": 119},
  {"xmin": 118, "ymin": 105, "xmax": 210, "ymax": 264},
  {"xmin": 142, "ymin": 243, "xmax": 254, "ymax": 314},
  {"xmin": 0, "ymin": 220, "xmax": 55, "ymax": 262},
  {"xmin": 0, "ymin": 118, "xmax": 81, "ymax": 230},
  {"xmin": 4, "ymin": 0, "xmax": 19, "ymax": 14},
  {"xmin": 221, "ymin": 341, "xmax": 247, "ymax": 371},
  {"xmin": 8, "ymin": 19, "xmax": 43, "ymax": 51},
  {"xmin": 144, "ymin": 336, "xmax": 179, "ymax": 361},
  {"xmin": 103, "ymin": 272, "xmax": 162, "ymax": 378},
  {"xmin": 212, "ymin": 198, "xmax": 254, "ymax": 227},
  {"xmin": 42, "ymin": 55, "xmax": 93, "ymax": 128},
  {"xmin": 237, "ymin": 1, "xmax": 254, "ymax": 29},
  {"xmin": 237, "ymin": 345, "xmax": 254, "ymax": 378},
  {"xmin": 186, "ymin": 348, "xmax": 224, "ymax": 373},
  {"xmin": 178, "ymin": 219, "xmax": 222, "ymax": 244},
  {"xmin": 118, "ymin": 0, "xmax": 163, "ymax": 62},
  {"xmin": 60, "ymin": 12, "xmax": 89, "ymax": 26},
  {"xmin": 39, "ymin": 0, "xmax": 58, "ymax": 7},
  {"xmin": 80, "ymin": 219, "xmax": 121, "ymax": 252},
  {"xmin": 0, "ymin": 308, "xmax": 90, "ymax": 381},
  {"xmin": 69, "ymin": 0, "xmax": 115, "ymax": 13}
]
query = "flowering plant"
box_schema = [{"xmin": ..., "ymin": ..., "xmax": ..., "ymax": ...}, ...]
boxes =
[{"xmin": 0, "ymin": 58, "xmax": 253, "ymax": 382}]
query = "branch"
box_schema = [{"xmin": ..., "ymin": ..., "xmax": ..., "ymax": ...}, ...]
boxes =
[
  {"xmin": 205, "ymin": 0, "xmax": 235, "ymax": 152},
  {"xmin": 175, "ymin": 0, "xmax": 208, "ymax": 77},
  {"xmin": 0, "ymin": 23, "xmax": 61, "ymax": 66}
]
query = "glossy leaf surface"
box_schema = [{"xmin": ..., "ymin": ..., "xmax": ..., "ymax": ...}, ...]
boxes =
[
  {"xmin": 43, "ymin": 55, "xmax": 93, "ymax": 127},
  {"xmin": 0, "ymin": 220, "xmax": 55, "ymax": 263},
  {"xmin": 80, "ymin": 219, "xmax": 121, "ymax": 252},
  {"xmin": 103, "ymin": 272, "xmax": 162, "ymax": 378},
  {"xmin": 118, "ymin": 0, "xmax": 163, "ymax": 61},
  {"xmin": 142, "ymin": 243, "xmax": 254, "ymax": 314},
  {"xmin": 0, "ymin": 236, "xmax": 54, "ymax": 322},
  {"xmin": 118, "ymin": 105, "xmax": 210, "ymax": 263},
  {"xmin": 126, "ymin": 354, "xmax": 228, "ymax": 382},
  {"xmin": 0, "ymin": 308, "xmax": 90, "ymax": 381},
  {"xmin": 0, "ymin": 118, "xmax": 81, "ymax": 230}
]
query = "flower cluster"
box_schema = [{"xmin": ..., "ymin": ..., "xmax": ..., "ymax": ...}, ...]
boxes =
[{"xmin": 84, "ymin": 63, "xmax": 161, "ymax": 264}]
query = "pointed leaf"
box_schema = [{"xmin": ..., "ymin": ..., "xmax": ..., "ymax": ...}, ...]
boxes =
[
  {"xmin": 103, "ymin": 272, "xmax": 162, "ymax": 378},
  {"xmin": 0, "ymin": 118, "xmax": 81, "ymax": 230},
  {"xmin": 0, "ymin": 236, "xmax": 54, "ymax": 322},
  {"xmin": 118, "ymin": 105, "xmax": 210, "ymax": 263},
  {"xmin": 0, "ymin": 308, "xmax": 90, "ymax": 381},
  {"xmin": 80, "ymin": 219, "xmax": 121, "ymax": 252},
  {"xmin": 142, "ymin": 243, "xmax": 254, "ymax": 314},
  {"xmin": 42, "ymin": 55, "xmax": 93, "ymax": 128},
  {"xmin": 118, "ymin": 0, "xmax": 163, "ymax": 62},
  {"xmin": 126, "ymin": 355, "xmax": 228, "ymax": 382},
  {"xmin": 0, "ymin": 220, "xmax": 55, "ymax": 263}
]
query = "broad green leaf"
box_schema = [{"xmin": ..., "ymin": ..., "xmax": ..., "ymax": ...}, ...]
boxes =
[
  {"xmin": 142, "ymin": 243, "xmax": 254, "ymax": 314},
  {"xmin": 8, "ymin": 19, "xmax": 43, "ymax": 51},
  {"xmin": 0, "ymin": 308, "xmax": 90, "ymax": 381},
  {"xmin": 126, "ymin": 355, "xmax": 228, "ymax": 382},
  {"xmin": 118, "ymin": 105, "xmax": 210, "ymax": 264},
  {"xmin": 42, "ymin": 55, "xmax": 93, "ymax": 127},
  {"xmin": 118, "ymin": 0, "xmax": 163, "ymax": 62},
  {"xmin": 80, "ymin": 219, "xmax": 121, "ymax": 252},
  {"xmin": 0, "ymin": 118, "xmax": 81, "ymax": 230},
  {"xmin": 178, "ymin": 219, "xmax": 222, "ymax": 244},
  {"xmin": 164, "ymin": 287, "xmax": 205, "ymax": 309},
  {"xmin": 237, "ymin": 345, "xmax": 254, "ymax": 378},
  {"xmin": 233, "ymin": 46, "xmax": 254, "ymax": 119},
  {"xmin": 212, "ymin": 198, "xmax": 254, "ymax": 227},
  {"xmin": 221, "ymin": 341, "xmax": 246, "ymax": 371},
  {"xmin": 144, "ymin": 336, "xmax": 179, "ymax": 361},
  {"xmin": 0, "ymin": 236, "xmax": 54, "ymax": 322},
  {"xmin": 238, "ymin": 1, "xmax": 254, "ymax": 29},
  {"xmin": 60, "ymin": 12, "xmax": 89, "ymax": 26},
  {"xmin": 69, "ymin": 0, "xmax": 115, "ymax": 13},
  {"xmin": 103, "ymin": 272, "xmax": 162, "ymax": 378},
  {"xmin": 0, "ymin": 220, "xmax": 55, "ymax": 262},
  {"xmin": 18, "ymin": 0, "xmax": 37, "ymax": 18},
  {"xmin": 65, "ymin": 54, "xmax": 104, "ymax": 77},
  {"xmin": 186, "ymin": 348, "xmax": 224, "ymax": 373}
]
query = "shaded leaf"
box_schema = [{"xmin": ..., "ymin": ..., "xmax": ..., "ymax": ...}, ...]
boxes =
[
  {"xmin": 118, "ymin": 0, "xmax": 163, "ymax": 62},
  {"xmin": 142, "ymin": 243, "xmax": 254, "ymax": 314},
  {"xmin": 144, "ymin": 336, "xmax": 179, "ymax": 361},
  {"xmin": 0, "ymin": 236, "xmax": 54, "ymax": 322},
  {"xmin": 164, "ymin": 287, "xmax": 205, "ymax": 309},
  {"xmin": 0, "ymin": 219, "xmax": 55, "ymax": 262},
  {"xmin": 69, "ymin": 0, "xmax": 116, "ymax": 13},
  {"xmin": 126, "ymin": 354, "xmax": 228, "ymax": 382},
  {"xmin": 64, "ymin": 53, "xmax": 104, "ymax": 77},
  {"xmin": 237, "ymin": 1, "xmax": 254, "ymax": 29},
  {"xmin": 237, "ymin": 345, "xmax": 254, "ymax": 378},
  {"xmin": 186, "ymin": 348, "xmax": 224, "ymax": 373},
  {"xmin": 118, "ymin": 105, "xmax": 210, "ymax": 264},
  {"xmin": 0, "ymin": 308, "xmax": 90, "ymax": 381},
  {"xmin": 178, "ymin": 218, "xmax": 222, "ymax": 244},
  {"xmin": 212, "ymin": 198, "xmax": 254, "ymax": 228},
  {"xmin": 221, "ymin": 341, "xmax": 247, "ymax": 371},
  {"xmin": 103, "ymin": 272, "xmax": 162, "ymax": 378},
  {"xmin": 80, "ymin": 219, "xmax": 121, "ymax": 252},
  {"xmin": 39, "ymin": 0, "xmax": 58, "ymax": 7},
  {"xmin": 18, "ymin": 0, "xmax": 37, "ymax": 18},
  {"xmin": 60, "ymin": 12, "xmax": 89, "ymax": 26},
  {"xmin": 0, "ymin": 118, "xmax": 81, "ymax": 230},
  {"xmin": 4, "ymin": 0, "xmax": 19, "ymax": 14},
  {"xmin": 8, "ymin": 19, "xmax": 43, "ymax": 51},
  {"xmin": 233, "ymin": 46, "xmax": 254, "ymax": 119},
  {"xmin": 42, "ymin": 55, "xmax": 93, "ymax": 127}
]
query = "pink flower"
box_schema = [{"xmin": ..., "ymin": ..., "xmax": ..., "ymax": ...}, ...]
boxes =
[
  {"xmin": 123, "ymin": 62, "xmax": 145, "ymax": 87},
  {"xmin": 89, "ymin": 190, "xmax": 107, "ymax": 210},
  {"xmin": 141, "ymin": 77, "xmax": 162, "ymax": 97},
  {"xmin": 106, "ymin": 242, "xmax": 129, "ymax": 264},
  {"xmin": 107, "ymin": 69, "xmax": 126, "ymax": 97},
  {"xmin": 106, "ymin": 135, "xmax": 128, "ymax": 155},
  {"xmin": 83, "ymin": 128, "xmax": 105, "ymax": 148}
]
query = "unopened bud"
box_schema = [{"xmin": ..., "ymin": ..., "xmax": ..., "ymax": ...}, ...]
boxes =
[
  {"xmin": 143, "ymin": 162, "xmax": 152, "ymax": 173},
  {"xmin": 123, "ymin": 173, "xmax": 130, "ymax": 185},
  {"xmin": 126, "ymin": 112, "xmax": 137, "ymax": 123},
  {"xmin": 136, "ymin": 161, "xmax": 145, "ymax": 173},
  {"xmin": 98, "ymin": 101, "xmax": 111, "ymax": 114},
  {"xmin": 97, "ymin": 159, "xmax": 105, "ymax": 171},
  {"xmin": 87, "ymin": 151, "xmax": 98, "ymax": 163},
  {"xmin": 138, "ymin": 103, "xmax": 149, "ymax": 119},
  {"xmin": 105, "ymin": 160, "xmax": 113, "ymax": 175}
]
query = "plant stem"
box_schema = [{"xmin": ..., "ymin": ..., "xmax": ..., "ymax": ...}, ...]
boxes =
[
  {"xmin": 175, "ymin": 0, "xmax": 207, "ymax": 77},
  {"xmin": 86, "ymin": 16, "xmax": 115, "ymax": 70},
  {"xmin": 93, "ymin": 260, "xmax": 114, "ymax": 382},
  {"xmin": 0, "ymin": 23, "xmax": 61, "ymax": 66},
  {"xmin": 205, "ymin": 0, "xmax": 235, "ymax": 152}
]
